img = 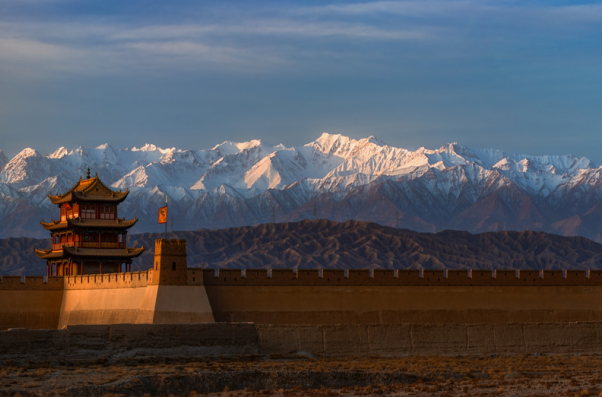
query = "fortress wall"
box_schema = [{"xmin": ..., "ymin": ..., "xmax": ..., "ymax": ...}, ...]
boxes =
[
  {"xmin": 5, "ymin": 266, "xmax": 602, "ymax": 331},
  {"xmin": 63, "ymin": 271, "xmax": 151, "ymax": 290},
  {"xmin": 0, "ymin": 276, "xmax": 64, "ymax": 290},
  {"xmin": 201, "ymin": 268, "xmax": 602, "ymax": 287},
  {"xmin": 0, "ymin": 276, "xmax": 64, "ymax": 330},
  {"xmin": 0, "ymin": 290, "xmax": 63, "ymax": 330},
  {"xmin": 187, "ymin": 269, "xmax": 205, "ymax": 286},
  {"xmin": 55, "ymin": 270, "xmax": 155, "ymax": 328},
  {"xmin": 0, "ymin": 322, "xmax": 600, "ymax": 358},
  {"xmin": 257, "ymin": 322, "xmax": 602, "ymax": 356},
  {"xmin": 204, "ymin": 285, "xmax": 602, "ymax": 324},
  {"xmin": 0, "ymin": 323, "xmax": 259, "ymax": 358},
  {"xmin": 58, "ymin": 267, "xmax": 214, "ymax": 327},
  {"xmin": 201, "ymin": 268, "xmax": 602, "ymax": 324},
  {"xmin": 58, "ymin": 286, "xmax": 150, "ymax": 328},
  {"xmin": 58, "ymin": 271, "xmax": 153, "ymax": 327},
  {"xmin": 151, "ymin": 285, "xmax": 215, "ymax": 324}
]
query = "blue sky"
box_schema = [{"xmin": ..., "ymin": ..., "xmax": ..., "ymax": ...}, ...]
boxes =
[{"xmin": 1, "ymin": 0, "xmax": 601, "ymax": 160}]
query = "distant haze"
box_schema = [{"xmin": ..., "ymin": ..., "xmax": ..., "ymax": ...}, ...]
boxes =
[{"xmin": 1, "ymin": 1, "xmax": 602, "ymax": 161}]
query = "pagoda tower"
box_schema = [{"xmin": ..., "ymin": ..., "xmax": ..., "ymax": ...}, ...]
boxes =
[{"xmin": 35, "ymin": 168, "xmax": 144, "ymax": 277}]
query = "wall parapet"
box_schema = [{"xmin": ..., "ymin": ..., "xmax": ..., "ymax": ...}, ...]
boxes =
[
  {"xmin": 199, "ymin": 268, "xmax": 602, "ymax": 287},
  {"xmin": 2, "ymin": 267, "xmax": 602, "ymax": 290},
  {"xmin": 0, "ymin": 276, "xmax": 64, "ymax": 290},
  {"xmin": 64, "ymin": 270, "xmax": 151, "ymax": 290},
  {"xmin": 1, "ymin": 322, "xmax": 601, "ymax": 358}
]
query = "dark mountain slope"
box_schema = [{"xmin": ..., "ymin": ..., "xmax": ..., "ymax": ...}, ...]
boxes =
[{"xmin": 5, "ymin": 220, "xmax": 602, "ymax": 276}]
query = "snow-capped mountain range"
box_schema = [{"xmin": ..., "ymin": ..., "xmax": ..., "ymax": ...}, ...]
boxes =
[{"xmin": 2, "ymin": 133, "xmax": 602, "ymax": 242}]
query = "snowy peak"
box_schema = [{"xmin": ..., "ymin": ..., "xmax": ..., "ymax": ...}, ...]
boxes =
[
  {"xmin": 13, "ymin": 147, "xmax": 40, "ymax": 160},
  {"xmin": 244, "ymin": 148, "xmax": 309, "ymax": 190},
  {"xmin": 3, "ymin": 135, "xmax": 597, "ymax": 197},
  {"xmin": 0, "ymin": 148, "xmax": 55, "ymax": 188},
  {"xmin": 1, "ymin": 133, "xmax": 601, "ymax": 241},
  {"xmin": 308, "ymin": 133, "xmax": 357, "ymax": 157},
  {"xmin": 112, "ymin": 165, "xmax": 149, "ymax": 189},
  {"xmin": 235, "ymin": 139, "xmax": 263, "ymax": 151},
  {"xmin": 132, "ymin": 143, "xmax": 160, "ymax": 152},
  {"xmin": 212, "ymin": 139, "xmax": 265, "ymax": 157},
  {"xmin": 48, "ymin": 147, "xmax": 69, "ymax": 159}
]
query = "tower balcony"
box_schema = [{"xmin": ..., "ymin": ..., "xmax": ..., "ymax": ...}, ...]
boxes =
[{"xmin": 52, "ymin": 242, "xmax": 127, "ymax": 250}]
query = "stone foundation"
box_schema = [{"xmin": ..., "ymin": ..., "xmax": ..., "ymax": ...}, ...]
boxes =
[{"xmin": 1, "ymin": 322, "xmax": 601, "ymax": 359}]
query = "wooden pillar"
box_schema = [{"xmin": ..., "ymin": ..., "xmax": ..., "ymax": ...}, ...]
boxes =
[
  {"xmin": 80, "ymin": 261, "xmax": 83, "ymax": 275},
  {"xmin": 98, "ymin": 232, "xmax": 101, "ymax": 248},
  {"xmin": 100, "ymin": 261, "xmax": 102, "ymax": 274}
]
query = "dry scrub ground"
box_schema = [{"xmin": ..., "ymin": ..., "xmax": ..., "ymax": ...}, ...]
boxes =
[{"xmin": 2, "ymin": 354, "xmax": 602, "ymax": 396}]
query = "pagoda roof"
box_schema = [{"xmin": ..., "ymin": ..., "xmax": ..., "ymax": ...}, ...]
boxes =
[
  {"xmin": 40, "ymin": 217, "xmax": 138, "ymax": 231},
  {"xmin": 48, "ymin": 174, "xmax": 128, "ymax": 205},
  {"xmin": 34, "ymin": 248, "xmax": 65, "ymax": 260},
  {"xmin": 63, "ymin": 246, "xmax": 145, "ymax": 258},
  {"xmin": 35, "ymin": 246, "xmax": 145, "ymax": 260}
]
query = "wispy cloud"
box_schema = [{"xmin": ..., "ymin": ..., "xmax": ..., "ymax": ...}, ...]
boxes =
[
  {"xmin": 113, "ymin": 21, "xmax": 430, "ymax": 41},
  {"xmin": 544, "ymin": 3, "xmax": 602, "ymax": 22},
  {"xmin": 298, "ymin": 0, "xmax": 474, "ymax": 16},
  {"xmin": 0, "ymin": 0, "xmax": 600, "ymax": 79},
  {"xmin": 300, "ymin": 0, "xmax": 602, "ymax": 25},
  {"xmin": 0, "ymin": 10, "xmax": 433, "ymax": 78}
]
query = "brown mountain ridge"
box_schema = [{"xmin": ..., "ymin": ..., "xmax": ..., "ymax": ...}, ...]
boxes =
[{"xmin": 5, "ymin": 219, "xmax": 602, "ymax": 276}]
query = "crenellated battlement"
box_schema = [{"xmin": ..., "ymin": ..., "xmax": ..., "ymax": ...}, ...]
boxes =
[
  {"xmin": 3, "ymin": 267, "xmax": 602, "ymax": 291},
  {"xmin": 0, "ymin": 275, "xmax": 64, "ymax": 290},
  {"xmin": 154, "ymin": 239, "xmax": 186, "ymax": 256},
  {"xmin": 5, "ymin": 265, "xmax": 602, "ymax": 330},
  {"xmin": 64, "ymin": 270, "xmax": 151, "ymax": 290},
  {"xmin": 200, "ymin": 268, "xmax": 602, "ymax": 287}
]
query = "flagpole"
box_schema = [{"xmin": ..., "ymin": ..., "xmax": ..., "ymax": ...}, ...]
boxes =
[{"xmin": 164, "ymin": 195, "xmax": 168, "ymax": 240}]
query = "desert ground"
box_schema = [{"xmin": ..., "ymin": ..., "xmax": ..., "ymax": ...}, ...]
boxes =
[{"xmin": 2, "ymin": 354, "xmax": 602, "ymax": 396}]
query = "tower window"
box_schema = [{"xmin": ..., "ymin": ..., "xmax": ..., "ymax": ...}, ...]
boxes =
[
  {"xmin": 100, "ymin": 205, "xmax": 115, "ymax": 220},
  {"xmin": 172, "ymin": 262, "xmax": 176, "ymax": 271},
  {"xmin": 81, "ymin": 205, "xmax": 96, "ymax": 219}
]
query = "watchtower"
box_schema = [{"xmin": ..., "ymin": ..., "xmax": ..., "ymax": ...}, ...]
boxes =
[
  {"xmin": 150, "ymin": 239, "xmax": 188, "ymax": 285},
  {"xmin": 35, "ymin": 169, "xmax": 144, "ymax": 276}
]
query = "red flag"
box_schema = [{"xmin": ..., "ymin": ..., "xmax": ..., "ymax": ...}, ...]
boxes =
[{"xmin": 158, "ymin": 206, "xmax": 167, "ymax": 224}]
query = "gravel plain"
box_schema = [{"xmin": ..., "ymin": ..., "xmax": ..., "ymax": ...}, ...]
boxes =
[{"xmin": 2, "ymin": 354, "xmax": 602, "ymax": 396}]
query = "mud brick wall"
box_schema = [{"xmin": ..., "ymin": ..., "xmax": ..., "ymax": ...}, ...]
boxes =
[
  {"xmin": 63, "ymin": 271, "xmax": 151, "ymax": 290},
  {"xmin": 201, "ymin": 269, "xmax": 602, "ymax": 287},
  {"xmin": 0, "ymin": 276, "xmax": 64, "ymax": 330},
  {"xmin": 0, "ymin": 323, "xmax": 259, "ymax": 358},
  {"xmin": 1, "ymin": 322, "xmax": 601, "ymax": 359},
  {"xmin": 257, "ymin": 322, "xmax": 602, "ymax": 356}
]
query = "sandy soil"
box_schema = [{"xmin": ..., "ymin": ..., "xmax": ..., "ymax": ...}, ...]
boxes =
[{"xmin": 2, "ymin": 354, "xmax": 602, "ymax": 396}]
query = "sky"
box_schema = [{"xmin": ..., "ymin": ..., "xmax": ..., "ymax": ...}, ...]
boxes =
[{"xmin": 0, "ymin": 0, "xmax": 601, "ymax": 161}]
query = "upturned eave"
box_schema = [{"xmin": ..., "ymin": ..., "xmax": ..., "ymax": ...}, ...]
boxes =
[
  {"xmin": 34, "ymin": 248, "xmax": 65, "ymax": 260},
  {"xmin": 62, "ymin": 246, "xmax": 145, "ymax": 259},
  {"xmin": 40, "ymin": 217, "xmax": 137, "ymax": 231}
]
